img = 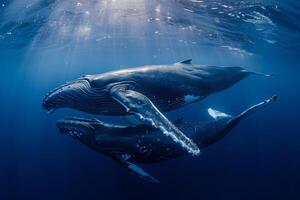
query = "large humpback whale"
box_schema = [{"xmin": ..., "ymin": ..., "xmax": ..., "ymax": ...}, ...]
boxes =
[
  {"xmin": 57, "ymin": 95, "xmax": 277, "ymax": 183},
  {"xmin": 43, "ymin": 59, "xmax": 271, "ymax": 155}
]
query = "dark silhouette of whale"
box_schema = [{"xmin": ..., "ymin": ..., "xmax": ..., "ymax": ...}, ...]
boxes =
[
  {"xmin": 43, "ymin": 59, "xmax": 271, "ymax": 155},
  {"xmin": 57, "ymin": 95, "xmax": 277, "ymax": 183}
]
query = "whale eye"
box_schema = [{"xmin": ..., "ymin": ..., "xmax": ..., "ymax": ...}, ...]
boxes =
[
  {"xmin": 90, "ymin": 77, "xmax": 110, "ymax": 88},
  {"xmin": 80, "ymin": 75, "xmax": 97, "ymax": 87},
  {"xmin": 89, "ymin": 79, "xmax": 99, "ymax": 88}
]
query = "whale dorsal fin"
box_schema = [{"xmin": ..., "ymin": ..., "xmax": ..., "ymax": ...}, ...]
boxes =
[
  {"xmin": 208, "ymin": 108, "xmax": 232, "ymax": 120},
  {"xmin": 178, "ymin": 59, "xmax": 192, "ymax": 65}
]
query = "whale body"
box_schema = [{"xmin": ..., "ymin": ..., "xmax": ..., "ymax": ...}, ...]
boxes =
[
  {"xmin": 57, "ymin": 96, "xmax": 277, "ymax": 183},
  {"xmin": 43, "ymin": 59, "xmax": 271, "ymax": 155}
]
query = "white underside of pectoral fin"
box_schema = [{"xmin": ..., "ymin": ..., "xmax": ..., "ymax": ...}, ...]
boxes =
[
  {"xmin": 208, "ymin": 108, "xmax": 232, "ymax": 120},
  {"xmin": 110, "ymin": 86, "xmax": 200, "ymax": 156}
]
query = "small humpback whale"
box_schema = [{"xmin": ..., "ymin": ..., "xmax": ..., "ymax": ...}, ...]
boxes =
[
  {"xmin": 43, "ymin": 59, "xmax": 271, "ymax": 155},
  {"xmin": 57, "ymin": 95, "xmax": 277, "ymax": 183}
]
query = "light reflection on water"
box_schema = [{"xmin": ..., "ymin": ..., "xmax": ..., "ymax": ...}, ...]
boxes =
[{"xmin": 0, "ymin": 0, "xmax": 299, "ymax": 55}]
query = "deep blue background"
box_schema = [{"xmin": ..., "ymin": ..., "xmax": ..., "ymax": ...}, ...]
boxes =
[{"xmin": 1, "ymin": 0, "xmax": 300, "ymax": 199}]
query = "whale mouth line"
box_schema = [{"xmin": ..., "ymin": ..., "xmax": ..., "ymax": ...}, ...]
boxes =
[
  {"xmin": 56, "ymin": 117, "xmax": 98, "ymax": 138},
  {"xmin": 42, "ymin": 79, "xmax": 105, "ymax": 113},
  {"xmin": 43, "ymin": 79, "xmax": 90, "ymax": 110},
  {"xmin": 44, "ymin": 78, "xmax": 111, "ymax": 139}
]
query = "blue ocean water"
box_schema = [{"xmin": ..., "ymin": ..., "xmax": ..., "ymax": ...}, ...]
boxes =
[{"xmin": 0, "ymin": 0, "xmax": 300, "ymax": 199}]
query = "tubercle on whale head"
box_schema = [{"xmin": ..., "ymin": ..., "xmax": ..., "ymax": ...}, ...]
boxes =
[
  {"xmin": 47, "ymin": 108, "xmax": 56, "ymax": 114},
  {"xmin": 42, "ymin": 79, "xmax": 89, "ymax": 112}
]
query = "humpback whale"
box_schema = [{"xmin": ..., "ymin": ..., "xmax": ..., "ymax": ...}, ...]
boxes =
[
  {"xmin": 57, "ymin": 95, "xmax": 277, "ymax": 183},
  {"xmin": 43, "ymin": 59, "xmax": 271, "ymax": 155}
]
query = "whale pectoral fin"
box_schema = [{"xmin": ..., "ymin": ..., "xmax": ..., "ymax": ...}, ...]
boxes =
[
  {"xmin": 115, "ymin": 154, "xmax": 160, "ymax": 183},
  {"xmin": 110, "ymin": 86, "xmax": 200, "ymax": 156},
  {"xmin": 177, "ymin": 59, "xmax": 192, "ymax": 65}
]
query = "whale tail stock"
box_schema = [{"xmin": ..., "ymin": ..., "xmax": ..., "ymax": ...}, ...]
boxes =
[
  {"xmin": 227, "ymin": 95, "xmax": 277, "ymax": 129},
  {"xmin": 203, "ymin": 95, "xmax": 277, "ymax": 148}
]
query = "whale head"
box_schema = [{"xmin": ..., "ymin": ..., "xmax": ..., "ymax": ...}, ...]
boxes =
[
  {"xmin": 56, "ymin": 117, "xmax": 99, "ymax": 144},
  {"xmin": 42, "ymin": 75, "xmax": 109, "ymax": 114}
]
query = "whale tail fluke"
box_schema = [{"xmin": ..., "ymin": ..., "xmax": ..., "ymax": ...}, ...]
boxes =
[{"xmin": 249, "ymin": 71, "xmax": 274, "ymax": 77}]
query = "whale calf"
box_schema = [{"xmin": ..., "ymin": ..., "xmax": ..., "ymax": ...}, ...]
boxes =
[
  {"xmin": 57, "ymin": 95, "xmax": 277, "ymax": 183},
  {"xmin": 44, "ymin": 59, "xmax": 271, "ymax": 155}
]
